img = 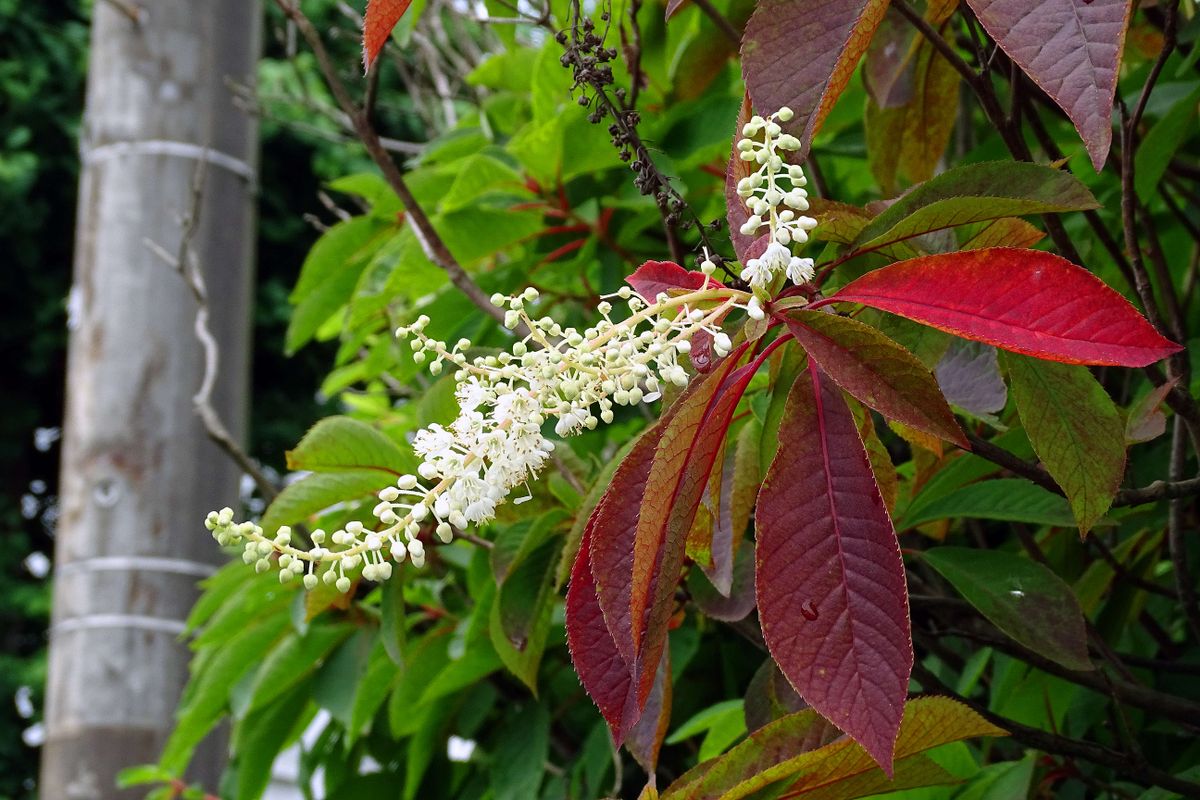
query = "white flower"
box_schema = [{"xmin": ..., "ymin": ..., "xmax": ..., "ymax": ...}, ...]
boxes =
[
  {"xmin": 205, "ymin": 280, "xmax": 745, "ymax": 590},
  {"xmin": 787, "ymin": 257, "xmax": 815, "ymax": 284},
  {"xmin": 735, "ymin": 108, "xmax": 819, "ymax": 289}
]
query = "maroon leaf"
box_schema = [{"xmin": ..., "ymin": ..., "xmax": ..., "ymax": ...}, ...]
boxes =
[
  {"xmin": 781, "ymin": 309, "xmax": 967, "ymax": 447},
  {"xmin": 627, "ymin": 260, "xmax": 724, "ymax": 302},
  {"xmin": 589, "ymin": 422, "xmax": 672, "ymax": 670},
  {"xmin": 828, "ymin": 248, "xmax": 1181, "ymax": 367},
  {"xmin": 1126, "ymin": 377, "xmax": 1180, "ymax": 444},
  {"xmin": 665, "ymin": 0, "xmax": 688, "ymax": 18},
  {"xmin": 742, "ymin": 0, "xmax": 890, "ymax": 156},
  {"xmin": 629, "ymin": 348, "xmax": 760, "ymax": 704},
  {"xmin": 755, "ymin": 366, "xmax": 912, "ymax": 773},
  {"xmin": 566, "ymin": 519, "xmax": 637, "ymax": 739},
  {"xmin": 625, "ymin": 649, "xmax": 672, "ymax": 775},
  {"xmin": 965, "ymin": 0, "xmax": 1132, "ymax": 171},
  {"xmin": 935, "ymin": 340, "xmax": 1008, "ymax": 416},
  {"xmin": 585, "ymin": 346, "xmax": 753, "ymax": 738}
]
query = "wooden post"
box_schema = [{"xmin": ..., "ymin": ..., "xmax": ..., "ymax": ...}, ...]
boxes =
[{"xmin": 41, "ymin": 2, "xmax": 262, "ymax": 797}]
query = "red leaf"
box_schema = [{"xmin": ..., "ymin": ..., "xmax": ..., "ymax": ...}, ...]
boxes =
[
  {"xmin": 625, "ymin": 649, "xmax": 672, "ymax": 775},
  {"xmin": 581, "ymin": 346, "xmax": 755, "ymax": 741},
  {"xmin": 363, "ymin": 0, "xmax": 414, "ymax": 72},
  {"xmin": 828, "ymin": 248, "xmax": 1181, "ymax": 367},
  {"xmin": 627, "ymin": 261, "xmax": 728, "ymax": 374},
  {"xmin": 964, "ymin": 0, "xmax": 1132, "ymax": 171},
  {"xmin": 781, "ymin": 310, "xmax": 967, "ymax": 447},
  {"xmin": 566, "ymin": 519, "xmax": 637, "ymax": 739},
  {"xmin": 755, "ymin": 366, "xmax": 912, "ymax": 774},
  {"xmin": 627, "ymin": 260, "xmax": 725, "ymax": 301},
  {"xmin": 589, "ymin": 422, "xmax": 671, "ymax": 670},
  {"xmin": 742, "ymin": 0, "xmax": 889, "ymax": 156},
  {"xmin": 629, "ymin": 349, "xmax": 761, "ymax": 663}
]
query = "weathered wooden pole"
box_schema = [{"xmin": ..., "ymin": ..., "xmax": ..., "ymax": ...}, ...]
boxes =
[{"xmin": 41, "ymin": 2, "xmax": 262, "ymax": 797}]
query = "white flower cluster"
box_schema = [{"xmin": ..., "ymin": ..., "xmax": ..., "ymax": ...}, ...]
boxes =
[
  {"xmin": 205, "ymin": 282, "xmax": 744, "ymax": 591},
  {"xmin": 735, "ymin": 107, "xmax": 818, "ymax": 291}
]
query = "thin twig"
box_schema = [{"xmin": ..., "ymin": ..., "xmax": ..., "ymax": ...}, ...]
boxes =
[
  {"xmin": 1168, "ymin": 415, "xmax": 1200, "ymax": 640},
  {"xmin": 911, "ymin": 663, "xmax": 1200, "ymax": 799},
  {"xmin": 273, "ymin": 0, "xmax": 525, "ymax": 336},
  {"xmin": 144, "ymin": 161, "xmax": 279, "ymax": 503},
  {"xmin": 688, "ymin": 0, "xmax": 741, "ymax": 44}
]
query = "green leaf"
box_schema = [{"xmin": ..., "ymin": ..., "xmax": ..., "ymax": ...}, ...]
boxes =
[
  {"xmin": 1003, "ymin": 354, "xmax": 1125, "ymax": 534},
  {"xmin": 286, "ymin": 415, "xmax": 413, "ymax": 475},
  {"xmin": 286, "ymin": 216, "xmax": 394, "ymax": 353},
  {"xmin": 660, "ymin": 697, "xmax": 1006, "ymax": 800},
  {"xmin": 851, "ymin": 162, "xmax": 1098, "ymax": 254},
  {"xmin": 349, "ymin": 640, "xmax": 402, "ymax": 739},
  {"xmin": 116, "ymin": 765, "xmax": 174, "ymax": 788},
  {"xmin": 668, "ymin": 699, "xmax": 748, "ymax": 760},
  {"xmin": 327, "ymin": 172, "xmax": 403, "ymax": 219},
  {"xmin": 259, "ymin": 470, "xmax": 396, "ymax": 533},
  {"xmin": 232, "ymin": 681, "xmax": 314, "ymax": 800},
  {"xmin": 490, "ymin": 539, "xmax": 560, "ymax": 692},
  {"xmin": 922, "ymin": 546, "xmax": 1093, "ymax": 671},
  {"xmin": 491, "ymin": 703, "xmax": 550, "ymax": 800},
  {"xmin": 242, "ymin": 623, "xmax": 354, "ymax": 716},
  {"xmin": 440, "ymin": 152, "xmax": 527, "ymax": 213},
  {"xmin": 667, "ymin": 699, "xmax": 745, "ymax": 744},
  {"xmin": 380, "ymin": 573, "xmax": 407, "ymax": 666},
  {"xmin": 1135, "ymin": 85, "xmax": 1200, "ymax": 203},
  {"xmin": 161, "ymin": 613, "xmax": 290, "ymax": 772},
  {"xmin": 899, "ymin": 478, "xmax": 1079, "ymax": 529}
]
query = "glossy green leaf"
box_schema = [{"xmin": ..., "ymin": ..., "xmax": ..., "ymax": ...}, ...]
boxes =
[
  {"xmin": 259, "ymin": 470, "xmax": 395, "ymax": 533},
  {"xmin": 923, "ymin": 546, "xmax": 1093, "ymax": 671},
  {"xmin": 286, "ymin": 415, "xmax": 413, "ymax": 475},
  {"xmin": 899, "ymin": 478, "xmax": 1079, "ymax": 529},
  {"xmin": 850, "ymin": 162, "xmax": 1098, "ymax": 254},
  {"xmin": 1135, "ymin": 85, "xmax": 1200, "ymax": 202},
  {"xmin": 491, "ymin": 704, "xmax": 550, "ymax": 800}
]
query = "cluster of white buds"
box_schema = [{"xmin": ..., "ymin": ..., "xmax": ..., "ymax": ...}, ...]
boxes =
[
  {"xmin": 735, "ymin": 107, "xmax": 818, "ymax": 291},
  {"xmin": 205, "ymin": 282, "xmax": 746, "ymax": 591}
]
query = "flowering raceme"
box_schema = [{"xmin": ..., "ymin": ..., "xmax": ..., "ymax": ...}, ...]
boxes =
[{"xmin": 205, "ymin": 108, "xmax": 818, "ymax": 591}]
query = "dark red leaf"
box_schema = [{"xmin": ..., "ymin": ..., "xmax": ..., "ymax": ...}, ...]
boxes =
[
  {"xmin": 589, "ymin": 423, "xmax": 672, "ymax": 670},
  {"xmin": 964, "ymin": 0, "xmax": 1132, "ymax": 171},
  {"xmin": 781, "ymin": 310, "xmax": 967, "ymax": 447},
  {"xmin": 566, "ymin": 519, "xmax": 637, "ymax": 739},
  {"xmin": 755, "ymin": 366, "xmax": 912, "ymax": 774},
  {"xmin": 626, "ymin": 260, "xmax": 725, "ymax": 302},
  {"xmin": 829, "ymin": 248, "xmax": 1181, "ymax": 367},
  {"xmin": 363, "ymin": 0, "xmax": 414, "ymax": 72},
  {"xmin": 935, "ymin": 340, "xmax": 1008, "ymax": 416},
  {"xmin": 583, "ymin": 347, "xmax": 752, "ymax": 739},
  {"xmin": 628, "ymin": 349, "xmax": 759, "ymax": 709},
  {"xmin": 742, "ymin": 0, "xmax": 890, "ymax": 156},
  {"xmin": 625, "ymin": 649, "xmax": 672, "ymax": 774}
]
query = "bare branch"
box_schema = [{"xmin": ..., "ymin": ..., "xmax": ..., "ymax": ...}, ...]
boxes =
[{"xmin": 144, "ymin": 161, "xmax": 279, "ymax": 504}]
